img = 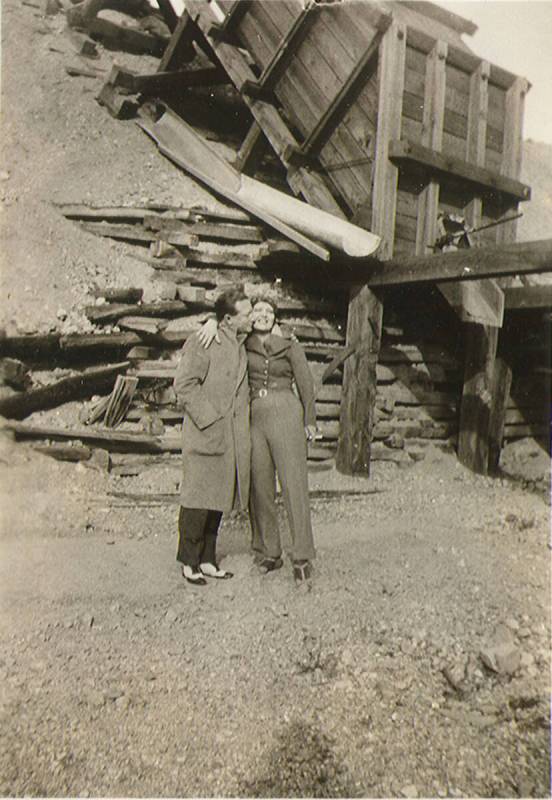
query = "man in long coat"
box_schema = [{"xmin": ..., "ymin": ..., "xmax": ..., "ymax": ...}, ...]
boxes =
[{"xmin": 173, "ymin": 287, "xmax": 252, "ymax": 586}]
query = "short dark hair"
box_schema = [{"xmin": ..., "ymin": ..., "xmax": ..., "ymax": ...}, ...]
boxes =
[
  {"xmin": 252, "ymin": 294, "xmax": 279, "ymax": 317},
  {"xmin": 215, "ymin": 285, "xmax": 247, "ymax": 322}
]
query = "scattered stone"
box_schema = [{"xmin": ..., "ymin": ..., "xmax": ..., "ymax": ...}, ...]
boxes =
[
  {"xmin": 505, "ymin": 617, "xmax": 519, "ymax": 631},
  {"xmin": 400, "ymin": 784, "xmax": 419, "ymax": 797},
  {"xmin": 480, "ymin": 639, "xmax": 521, "ymax": 675},
  {"xmin": 104, "ymin": 688, "xmax": 124, "ymax": 702},
  {"xmin": 520, "ymin": 651, "xmax": 535, "ymax": 668},
  {"xmin": 442, "ymin": 660, "xmax": 466, "ymax": 690},
  {"xmin": 165, "ymin": 607, "xmax": 179, "ymax": 623},
  {"xmin": 82, "ymin": 613, "xmax": 94, "ymax": 628}
]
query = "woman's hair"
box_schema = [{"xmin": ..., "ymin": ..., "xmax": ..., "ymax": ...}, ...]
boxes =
[
  {"xmin": 251, "ymin": 294, "xmax": 279, "ymax": 317},
  {"xmin": 214, "ymin": 284, "xmax": 247, "ymax": 322}
]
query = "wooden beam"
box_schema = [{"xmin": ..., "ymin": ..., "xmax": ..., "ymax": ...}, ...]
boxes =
[
  {"xmin": 157, "ymin": 10, "xmax": 197, "ymax": 71},
  {"xmin": 400, "ymin": 1, "xmax": 478, "ymax": 36},
  {"xmin": 8, "ymin": 422, "xmax": 180, "ymax": 453},
  {"xmin": 299, "ymin": 28, "xmax": 385, "ymax": 158},
  {"xmin": 336, "ymin": 21, "xmax": 405, "ymax": 474},
  {"xmin": 457, "ymin": 59, "xmax": 504, "ymax": 328},
  {"xmin": 415, "ymin": 40, "xmax": 447, "ymax": 257},
  {"xmin": 207, "ymin": 0, "xmax": 250, "ymax": 43},
  {"xmin": 496, "ymin": 77, "xmax": 530, "ymax": 246},
  {"xmin": 364, "ymin": 238, "xmax": 552, "ymax": 287},
  {"xmin": 156, "ymin": 0, "xmax": 178, "ymax": 32},
  {"xmin": 371, "ymin": 21, "xmax": 407, "ymax": 259},
  {"xmin": 108, "ymin": 65, "xmax": 229, "ymax": 95},
  {"xmin": 389, "ymin": 139, "xmax": 531, "ymax": 202},
  {"xmin": 336, "ymin": 289, "xmax": 382, "ymax": 474},
  {"xmin": 457, "ymin": 323, "xmax": 499, "ymax": 474},
  {"xmin": 233, "ymin": 122, "xmax": 268, "ymax": 175},
  {"xmin": 0, "ymin": 363, "xmax": 129, "ymax": 420},
  {"xmin": 488, "ymin": 358, "xmax": 513, "ymax": 473},
  {"xmin": 504, "ymin": 285, "xmax": 552, "ymax": 310},
  {"xmin": 440, "ymin": 279, "xmax": 504, "ymax": 327},
  {"xmin": 255, "ymin": 3, "xmax": 315, "ymax": 89}
]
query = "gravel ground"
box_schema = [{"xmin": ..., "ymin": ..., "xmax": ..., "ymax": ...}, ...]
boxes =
[{"xmin": 1, "ymin": 432, "xmax": 550, "ymax": 798}]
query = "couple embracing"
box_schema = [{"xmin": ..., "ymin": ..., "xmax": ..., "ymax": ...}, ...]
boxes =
[{"xmin": 173, "ymin": 286, "xmax": 317, "ymax": 587}]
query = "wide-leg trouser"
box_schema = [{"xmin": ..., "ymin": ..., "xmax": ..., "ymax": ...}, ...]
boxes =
[
  {"xmin": 249, "ymin": 390, "xmax": 315, "ymax": 562},
  {"xmin": 177, "ymin": 507, "xmax": 223, "ymax": 569}
]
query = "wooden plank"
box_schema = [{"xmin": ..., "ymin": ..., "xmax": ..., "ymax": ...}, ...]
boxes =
[
  {"xmin": 400, "ymin": 2, "xmax": 478, "ymax": 36},
  {"xmin": 504, "ymin": 285, "xmax": 552, "ymax": 309},
  {"xmin": 488, "ymin": 357, "xmax": 513, "ymax": 472},
  {"xmin": 60, "ymin": 332, "xmax": 142, "ymax": 350},
  {"xmin": 88, "ymin": 17, "xmax": 167, "ymax": 58},
  {"xmin": 91, "ymin": 287, "xmax": 143, "ymax": 303},
  {"xmin": 109, "ymin": 65, "xmax": 229, "ymax": 94},
  {"xmin": 441, "ymin": 279, "xmax": 505, "ymax": 326},
  {"xmin": 85, "ymin": 301, "xmax": 187, "ymax": 324},
  {"xmin": 157, "ymin": 10, "xmax": 197, "ymax": 71},
  {"xmin": 389, "ymin": 139, "xmax": 530, "ymax": 202},
  {"xmin": 415, "ymin": 40, "xmax": 447, "ymax": 256},
  {"xmin": 336, "ymin": 286, "xmax": 382, "ymax": 474},
  {"xmin": 251, "ymin": 2, "xmax": 373, "ymax": 206},
  {"xmin": 233, "ymin": 122, "xmax": 268, "ymax": 175},
  {"xmin": 8, "ymin": 422, "xmax": 181, "ymax": 453},
  {"xmin": 255, "ymin": 2, "xmax": 315, "ymax": 89},
  {"xmin": 496, "ymin": 77, "xmax": 529, "ymax": 246},
  {"xmin": 457, "ymin": 323, "xmax": 499, "ymax": 474},
  {"xmin": 371, "ymin": 20, "xmax": 407, "ymax": 258},
  {"xmin": 365, "ymin": 238, "xmax": 552, "ymax": 287},
  {"xmin": 0, "ymin": 362, "xmax": 129, "ymax": 420},
  {"xmin": 298, "ymin": 28, "xmax": 385, "ymax": 157},
  {"xmin": 79, "ymin": 221, "xmax": 199, "ymax": 247}
]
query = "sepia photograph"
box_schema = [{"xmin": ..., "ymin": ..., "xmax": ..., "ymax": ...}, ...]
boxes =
[{"xmin": 0, "ymin": 0, "xmax": 550, "ymax": 797}]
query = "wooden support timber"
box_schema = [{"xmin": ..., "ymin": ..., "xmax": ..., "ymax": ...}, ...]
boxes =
[
  {"xmin": 364, "ymin": 238, "xmax": 552, "ymax": 287},
  {"xmin": 388, "ymin": 140, "xmax": 530, "ymax": 202},
  {"xmin": 337, "ymin": 21, "xmax": 406, "ymax": 474},
  {"xmin": 457, "ymin": 324, "xmax": 499, "ymax": 474}
]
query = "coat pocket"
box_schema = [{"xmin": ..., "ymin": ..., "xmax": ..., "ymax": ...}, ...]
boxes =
[{"xmin": 187, "ymin": 416, "xmax": 226, "ymax": 456}]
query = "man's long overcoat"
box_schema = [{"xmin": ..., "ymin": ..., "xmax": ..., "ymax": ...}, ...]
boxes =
[{"xmin": 173, "ymin": 326, "xmax": 250, "ymax": 512}]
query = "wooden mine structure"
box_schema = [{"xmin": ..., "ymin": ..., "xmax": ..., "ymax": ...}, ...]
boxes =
[
  {"xmin": 8, "ymin": 0, "xmax": 548, "ymax": 476},
  {"xmin": 147, "ymin": 0, "xmax": 548, "ymax": 476}
]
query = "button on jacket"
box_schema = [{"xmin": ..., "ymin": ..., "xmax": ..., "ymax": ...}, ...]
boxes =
[{"xmin": 246, "ymin": 334, "xmax": 316, "ymax": 426}]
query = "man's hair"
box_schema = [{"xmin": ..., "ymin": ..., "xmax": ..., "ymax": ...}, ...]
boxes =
[{"xmin": 215, "ymin": 285, "xmax": 248, "ymax": 322}]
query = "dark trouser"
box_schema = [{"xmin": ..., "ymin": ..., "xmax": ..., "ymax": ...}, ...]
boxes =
[
  {"xmin": 249, "ymin": 390, "xmax": 315, "ymax": 563},
  {"xmin": 177, "ymin": 507, "xmax": 223, "ymax": 569}
]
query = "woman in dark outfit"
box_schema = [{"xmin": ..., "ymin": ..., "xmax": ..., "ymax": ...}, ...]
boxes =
[{"xmin": 200, "ymin": 297, "xmax": 317, "ymax": 583}]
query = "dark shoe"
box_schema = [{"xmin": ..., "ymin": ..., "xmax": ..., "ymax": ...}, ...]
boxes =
[
  {"xmin": 199, "ymin": 562, "xmax": 234, "ymax": 580},
  {"xmin": 181, "ymin": 565, "xmax": 207, "ymax": 586},
  {"xmin": 293, "ymin": 560, "xmax": 312, "ymax": 583},
  {"xmin": 259, "ymin": 557, "xmax": 283, "ymax": 574}
]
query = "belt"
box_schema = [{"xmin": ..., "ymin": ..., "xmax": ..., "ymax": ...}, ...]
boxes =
[{"xmin": 251, "ymin": 386, "xmax": 291, "ymax": 399}]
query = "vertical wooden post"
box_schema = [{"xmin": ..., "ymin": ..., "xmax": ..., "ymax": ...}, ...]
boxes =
[
  {"xmin": 457, "ymin": 60, "xmax": 503, "ymax": 474},
  {"xmin": 458, "ymin": 323, "xmax": 499, "ymax": 473},
  {"xmin": 415, "ymin": 40, "xmax": 447, "ymax": 256},
  {"xmin": 464, "ymin": 60, "xmax": 490, "ymax": 231},
  {"xmin": 337, "ymin": 21, "xmax": 406, "ymax": 474},
  {"xmin": 370, "ymin": 21, "xmax": 407, "ymax": 259},
  {"xmin": 488, "ymin": 358, "xmax": 513, "ymax": 473},
  {"xmin": 496, "ymin": 76, "xmax": 529, "ymax": 246},
  {"xmin": 458, "ymin": 73, "xmax": 527, "ymax": 474}
]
